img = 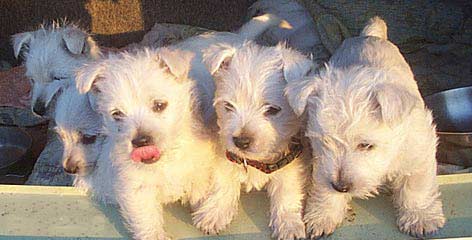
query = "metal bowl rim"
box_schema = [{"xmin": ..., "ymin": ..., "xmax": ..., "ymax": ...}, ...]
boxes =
[
  {"xmin": 0, "ymin": 126, "xmax": 32, "ymax": 148},
  {"xmin": 425, "ymin": 86, "xmax": 472, "ymax": 98},
  {"xmin": 0, "ymin": 126, "xmax": 33, "ymax": 170},
  {"xmin": 426, "ymin": 86, "xmax": 472, "ymax": 134},
  {"xmin": 437, "ymin": 131, "xmax": 472, "ymax": 135}
]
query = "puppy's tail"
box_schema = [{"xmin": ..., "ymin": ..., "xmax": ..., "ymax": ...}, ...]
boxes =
[
  {"xmin": 361, "ymin": 16, "xmax": 388, "ymax": 39},
  {"xmin": 237, "ymin": 13, "xmax": 292, "ymax": 40}
]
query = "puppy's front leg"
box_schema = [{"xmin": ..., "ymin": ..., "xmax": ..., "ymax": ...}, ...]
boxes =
[
  {"xmin": 267, "ymin": 165, "xmax": 306, "ymax": 240},
  {"xmin": 192, "ymin": 162, "xmax": 241, "ymax": 235},
  {"xmin": 392, "ymin": 164, "xmax": 445, "ymax": 238},
  {"xmin": 117, "ymin": 181, "xmax": 168, "ymax": 240},
  {"xmin": 304, "ymin": 175, "xmax": 350, "ymax": 239}
]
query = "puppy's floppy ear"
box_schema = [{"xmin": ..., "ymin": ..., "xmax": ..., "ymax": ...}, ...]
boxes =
[
  {"xmin": 373, "ymin": 83, "xmax": 418, "ymax": 126},
  {"xmin": 203, "ymin": 43, "xmax": 236, "ymax": 75},
  {"xmin": 285, "ymin": 78, "xmax": 318, "ymax": 116},
  {"xmin": 278, "ymin": 44, "xmax": 314, "ymax": 83},
  {"xmin": 76, "ymin": 62, "xmax": 105, "ymax": 112},
  {"xmin": 157, "ymin": 48, "xmax": 195, "ymax": 80},
  {"xmin": 75, "ymin": 61, "xmax": 105, "ymax": 94},
  {"xmin": 62, "ymin": 27, "xmax": 99, "ymax": 57},
  {"xmin": 86, "ymin": 92, "xmax": 99, "ymax": 112},
  {"xmin": 11, "ymin": 32, "xmax": 33, "ymax": 58}
]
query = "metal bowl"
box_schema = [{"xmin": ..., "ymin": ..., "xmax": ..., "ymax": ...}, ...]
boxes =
[
  {"xmin": 0, "ymin": 126, "xmax": 32, "ymax": 174},
  {"xmin": 425, "ymin": 86, "xmax": 472, "ymax": 166}
]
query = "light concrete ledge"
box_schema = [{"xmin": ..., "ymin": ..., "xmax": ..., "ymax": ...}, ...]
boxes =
[{"xmin": 1, "ymin": 174, "xmax": 471, "ymax": 239}]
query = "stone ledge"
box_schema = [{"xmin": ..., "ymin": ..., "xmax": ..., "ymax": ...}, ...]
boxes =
[{"xmin": 0, "ymin": 174, "xmax": 471, "ymax": 239}]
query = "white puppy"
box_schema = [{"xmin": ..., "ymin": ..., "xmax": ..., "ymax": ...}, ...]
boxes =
[
  {"xmin": 286, "ymin": 17, "xmax": 445, "ymax": 238},
  {"xmin": 192, "ymin": 42, "xmax": 314, "ymax": 239},
  {"xmin": 247, "ymin": 0, "xmax": 321, "ymax": 55},
  {"xmin": 11, "ymin": 21, "xmax": 100, "ymax": 116},
  {"xmin": 76, "ymin": 47, "xmax": 221, "ymax": 240},
  {"xmin": 54, "ymin": 85, "xmax": 115, "ymax": 204}
]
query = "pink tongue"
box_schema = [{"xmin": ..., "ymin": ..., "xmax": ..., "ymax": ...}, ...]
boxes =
[{"xmin": 131, "ymin": 146, "xmax": 161, "ymax": 163}]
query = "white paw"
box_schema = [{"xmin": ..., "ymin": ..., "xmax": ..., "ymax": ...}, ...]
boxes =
[
  {"xmin": 397, "ymin": 203, "xmax": 446, "ymax": 238},
  {"xmin": 304, "ymin": 213, "xmax": 343, "ymax": 239},
  {"xmin": 270, "ymin": 212, "xmax": 306, "ymax": 240},
  {"xmin": 192, "ymin": 206, "xmax": 237, "ymax": 235}
]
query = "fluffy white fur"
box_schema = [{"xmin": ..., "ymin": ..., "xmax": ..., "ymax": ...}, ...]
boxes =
[
  {"xmin": 193, "ymin": 42, "xmax": 314, "ymax": 239},
  {"xmin": 11, "ymin": 21, "xmax": 100, "ymax": 117},
  {"xmin": 247, "ymin": 0, "xmax": 321, "ymax": 54},
  {"xmin": 286, "ymin": 17, "xmax": 445, "ymax": 238},
  {"xmin": 54, "ymin": 85, "xmax": 115, "ymax": 204}
]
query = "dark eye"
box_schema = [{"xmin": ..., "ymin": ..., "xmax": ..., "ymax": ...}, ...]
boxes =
[
  {"xmin": 80, "ymin": 134, "xmax": 97, "ymax": 145},
  {"xmin": 224, "ymin": 101, "xmax": 235, "ymax": 112},
  {"xmin": 264, "ymin": 105, "xmax": 281, "ymax": 116},
  {"xmin": 357, "ymin": 143, "xmax": 374, "ymax": 151},
  {"xmin": 29, "ymin": 79, "xmax": 35, "ymax": 85},
  {"xmin": 152, "ymin": 100, "xmax": 168, "ymax": 112},
  {"xmin": 53, "ymin": 76, "xmax": 65, "ymax": 81},
  {"xmin": 111, "ymin": 109, "xmax": 125, "ymax": 121}
]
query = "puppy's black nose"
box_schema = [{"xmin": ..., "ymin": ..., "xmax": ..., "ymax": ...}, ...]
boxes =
[
  {"xmin": 132, "ymin": 135, "xmax": 153, "ymax": 148},
  {"xmin": 63, "ymin": 160, "xmax": 79, "ymax": 175},
  {"xmin": 233, "ymin": 136, "xmax": 252, "ymax": 150},
  {"xmin": 32, "ymin": 101, "xmax": 46, "ymax": 116},
  {"xmin": 331, "ymin": 181, "xmax": 351, "ymax": 193}
]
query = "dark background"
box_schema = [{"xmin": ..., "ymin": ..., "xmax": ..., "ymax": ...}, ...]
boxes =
[{"xmin": 0, "ymin": 0, "xmax": 256, "ymax": 66}]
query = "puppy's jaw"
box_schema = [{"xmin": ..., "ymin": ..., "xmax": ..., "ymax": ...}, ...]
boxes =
[
  {"xmin": 61, "ymin": 143, "xmax": 90, "ymax": 176},
  {"xmin": 222, "ymin": 130, "xmax": 296, "ymax": 163},
  {"xmin": 315, "ymin": 157, "xmax": 384, "ymax": 198},
  {"xmin": 64, "ymin": 157, "xmax": 96, "ymax": 176}
]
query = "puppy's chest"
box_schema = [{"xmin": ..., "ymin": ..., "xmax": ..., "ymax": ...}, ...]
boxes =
[
  {"xmin": 154, "ymin": 164, "xmax": 212, "ymax": 204},
  {"xmin": 155, "ymin": 180, "xmax": 189, "ymax": 203},
  {"xmin": 238, "ymin": 167, "xmax": 271, "ymax": 192}
]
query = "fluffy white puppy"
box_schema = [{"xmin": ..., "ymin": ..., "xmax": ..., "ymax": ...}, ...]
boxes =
[
  {"xmin": 286, "ymin": 17, "xmax": 445, "ymax": 238},
  {"xmin": 11, "ymin": 21, "xmax": 100, "ymax": 116},
  {"xmin": 54, "ymin": 85, "xmax": 114, "ymax": 204},
  {"xmin": 192, "ymin": 42, "xmax": 315, "ymax": 240},
  {"xmin": 76, "ymin": 47, "xmax": 221, "ymax": 240}
]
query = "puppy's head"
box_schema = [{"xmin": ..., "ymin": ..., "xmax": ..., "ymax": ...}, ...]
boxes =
[
  {"xmin": 76, "ymin": 48, "xmax": 196, "ymax": 165},
  {"xmin": 54, "ymin": 86, "xmax": 104, "ymax": 176},
  {"xmin": 205, "ymin": 43, "xmax": 313, "ymax": 163},
  {"xmin": 11, "ymin": 21, "xmax": 100, "ymax": 117},
  {"xmin": 286, "ymin": 66, "xmax": 419, "ymax": 197}
]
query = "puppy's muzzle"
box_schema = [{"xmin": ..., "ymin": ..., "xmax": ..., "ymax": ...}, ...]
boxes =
[
  {"xmin": 331, "ymin": 180, "xmax": 352, "ymax": 193},
  {"xmin": 63, "ymin": 159, "xmax": 79, "ymax": 175},
  {"xmin": 233, "ymin": 135, "xmax": 252, "ymax": 150},
  {"xmin": 130, "ymin": 134, "xmax": 160, "ymax": 164},
  {"xmin": 32, "ymin": 101, "xmax": 46, "ymax": 116},
  {"xmin": 132, "ymin": 134, "xmax": 153, "ymax": 148}
]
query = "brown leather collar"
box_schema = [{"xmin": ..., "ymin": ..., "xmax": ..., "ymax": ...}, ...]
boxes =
[{"xmin": 225, "ymin": 137, "xmax": 303, "ymax": 174}]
